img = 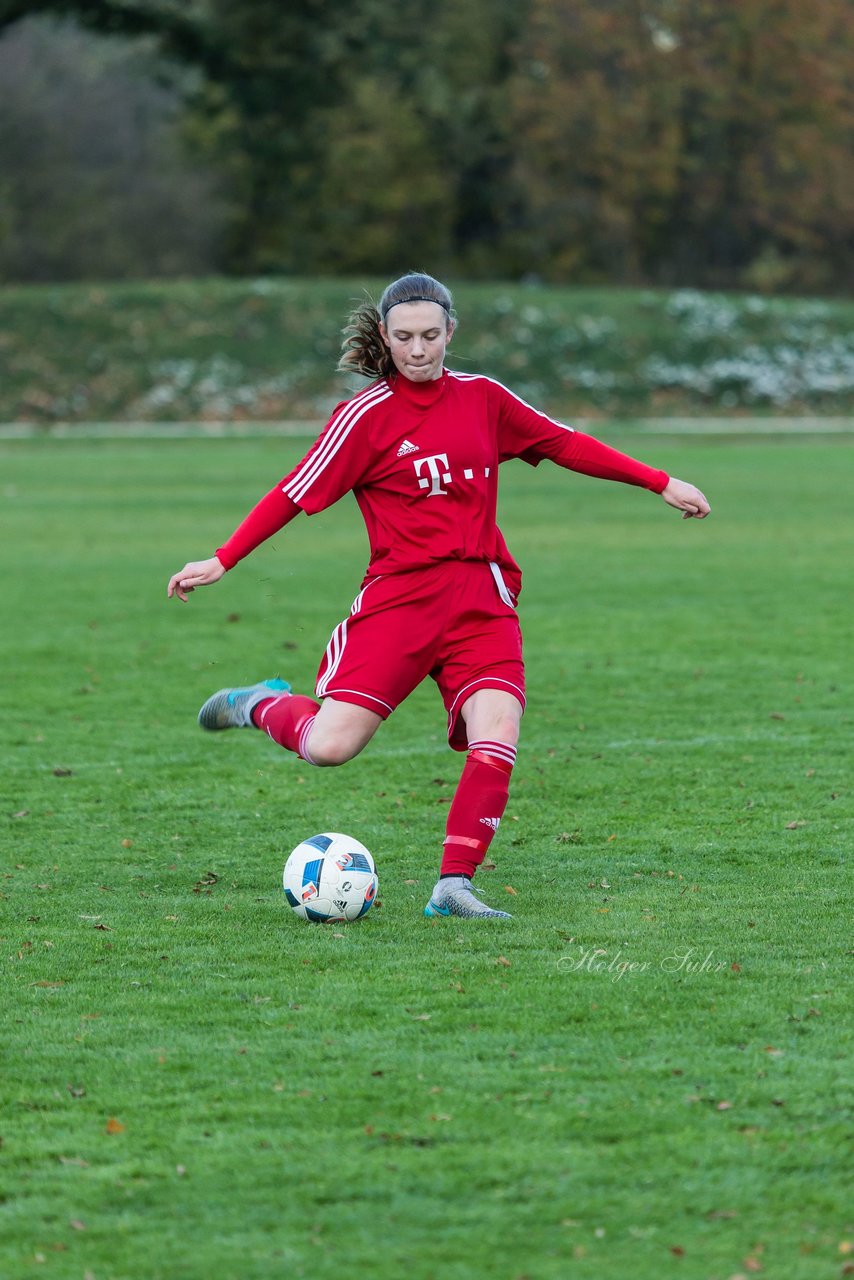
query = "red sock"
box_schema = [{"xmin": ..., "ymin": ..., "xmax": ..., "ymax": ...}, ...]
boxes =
[
  {"xmin": 252, "ymin": 694, "xmax": 320, "ymax": 762},
  {"xmin": 440, "ymin": 741, "xmax": 516, "ymax": 878}
]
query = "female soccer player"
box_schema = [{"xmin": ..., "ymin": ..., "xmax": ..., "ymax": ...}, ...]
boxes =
[{"xmin": 167, "ymin": 272, "xmax": 710, "ymax": 919}]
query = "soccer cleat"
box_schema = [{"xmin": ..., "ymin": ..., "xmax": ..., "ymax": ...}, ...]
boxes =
[
  {"xmin": 198, "ymin": 678, "xmax": 290, "ymax": 731},
  {"xmin": 424, "ymin": 876, "xmax": 513, "ymax": 920}
]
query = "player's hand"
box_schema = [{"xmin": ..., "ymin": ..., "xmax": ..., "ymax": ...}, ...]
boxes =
[
  {"xmin": 660, "ymin": 478, "xmax": 710, "ymax": 520},
  {"xmin": 167, "ymin": 556, "xmax": 226, "ymax": 602}
]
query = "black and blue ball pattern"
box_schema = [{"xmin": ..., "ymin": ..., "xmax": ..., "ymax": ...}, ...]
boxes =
[{"xmin": 283, "ymin": 832, "xmax": 378, "ymax": 923}]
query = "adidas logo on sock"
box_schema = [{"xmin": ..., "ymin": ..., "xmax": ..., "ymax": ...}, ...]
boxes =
[
  {"xmin": 396, "ymin": 439, "xmax": 419, "ymax": 457},
  {"xmin": 479, "ymin": 816, "xmax": 501, "ymax": 831}
]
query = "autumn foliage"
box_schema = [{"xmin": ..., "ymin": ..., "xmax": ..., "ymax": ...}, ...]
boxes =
[{"xmin": 0, "ymin": 0, "xmax": 851, "ymax": 288}]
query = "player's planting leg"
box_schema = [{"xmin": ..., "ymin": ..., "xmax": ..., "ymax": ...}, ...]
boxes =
[{"xmin": 424, "ymin": 740, "xmax": 516, "ymax": 920}]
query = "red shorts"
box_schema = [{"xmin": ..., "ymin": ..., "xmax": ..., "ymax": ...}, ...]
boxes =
[{"xmin": 314, "ymin": 560, "xmax": 525, "ymax": 750}]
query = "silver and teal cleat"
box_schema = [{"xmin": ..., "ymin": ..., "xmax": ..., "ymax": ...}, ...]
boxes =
[
  {"xmin": 424, "ymin": 876, "xmax": 513, "ymax": 920},
  {"xmin": 198, "ymin": 678, "xmax": 290, "ymax": 731}
]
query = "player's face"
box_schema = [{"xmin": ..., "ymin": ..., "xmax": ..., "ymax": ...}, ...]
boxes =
[{"xmin": 379, "ymin": 301, "xmax": 455, "ymax": 382}]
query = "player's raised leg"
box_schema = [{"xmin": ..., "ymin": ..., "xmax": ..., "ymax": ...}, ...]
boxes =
[
  {"xmin": 425, "ymin": 688, "xmax": 522, "ymax": 920},
  {"xmin": 198, "ymin": 680, "xmax": 381, "ymax": 767},
  {"xmin": 198, "ymin": 678, "xmax": 291, "ymax": 729},
  {"xmin": 293, "ymin": 697, "xmax": 383, "ymax": 766}
]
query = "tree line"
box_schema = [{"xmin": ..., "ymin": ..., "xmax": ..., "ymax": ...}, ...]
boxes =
[{"xmin": 1, "ymin": 0, "xmax": 851, "ymax": 290}]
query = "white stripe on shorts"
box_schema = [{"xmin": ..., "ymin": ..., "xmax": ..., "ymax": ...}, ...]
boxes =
[
  {"xmin": 317, "ymin": 687, "xmax": 394, "ymax": 715},
  {"xmin": 489, "ymin": 561, "xmax": 516, "ymax": 608},
  {"xmin": 315, "ymin": 577, "xmax": 385, "ymax": 699}
]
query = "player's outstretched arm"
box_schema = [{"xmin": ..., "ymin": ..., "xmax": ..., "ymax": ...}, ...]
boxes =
[
  {"xmin": 167, "ymin": 555, "xmax": 226, "ymax": 602},
  {"xmin": 660, "ymin": 477, "xmax": 710, "ymax": 520}
]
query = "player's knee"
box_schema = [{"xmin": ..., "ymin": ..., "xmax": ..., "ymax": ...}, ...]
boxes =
[
  {"xmin": 461, "ymin": 690, "xmax": 523, "ymax": 748},
  {"xmin": 304, "ymin": 732, "xmax": 360, "ymax": 767},
  {"xmin": 303, "ymin": 699, "xmax": 381, "ymax": 765},
  {"xmin": 493, "ymin": 715, "xmax": 520, "ymax": 748},
  {"xmin": 472, "ymin": 713, "xmax": 520, "ymax": 749}
]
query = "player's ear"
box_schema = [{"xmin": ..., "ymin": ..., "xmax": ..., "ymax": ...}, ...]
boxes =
[
  {"xmin": 445, "ymin": 318, "xmax": 456, "ymax": 343},
  {"xmin": 378, "ymin": 321, "xmax": 390, "ymax": 348}
]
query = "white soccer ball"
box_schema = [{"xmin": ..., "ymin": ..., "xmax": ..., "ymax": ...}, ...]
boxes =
[{"xmin": 282, "ymin": 832, "xmax": 378, "ymax": 923}]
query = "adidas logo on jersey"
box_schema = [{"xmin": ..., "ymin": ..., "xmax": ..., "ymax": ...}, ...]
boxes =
[
  {"xmin": 479, "ymin": 816, "xmax": 501, "ymax": 831},
  {"xmin": 396, "ymin": 439, "xmax": 419, "ymax": 457}
]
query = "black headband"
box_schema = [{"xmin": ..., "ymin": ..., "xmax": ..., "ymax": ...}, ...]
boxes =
[{"xmin": 382, "ymin": 295, "xmax": 451, "ymax": 319}]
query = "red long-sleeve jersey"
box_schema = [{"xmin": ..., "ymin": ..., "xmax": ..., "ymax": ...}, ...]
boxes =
[{"xmin": 217, "ymin": 370, "xmax": 669, "ymax": 586}]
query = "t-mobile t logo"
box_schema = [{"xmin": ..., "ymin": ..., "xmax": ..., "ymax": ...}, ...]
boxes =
[{"xmin": 413, "ymin": 452, "xmax": 452, "ymax": 496}]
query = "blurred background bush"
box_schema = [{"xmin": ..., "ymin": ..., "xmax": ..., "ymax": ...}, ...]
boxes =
[{"xmin": 1, "ymin": 0, "xmax": 851, "ymax": 293}]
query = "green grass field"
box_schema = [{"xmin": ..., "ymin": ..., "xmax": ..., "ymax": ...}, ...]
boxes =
[{"xmin": 2, "ymin": 431, "xmax": 852, "ymax": 1280}]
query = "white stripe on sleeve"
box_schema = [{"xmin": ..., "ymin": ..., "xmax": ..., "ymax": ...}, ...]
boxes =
[{"xmin": 283, "ymin": 383, "xmax": 392, "ymax": 505}]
